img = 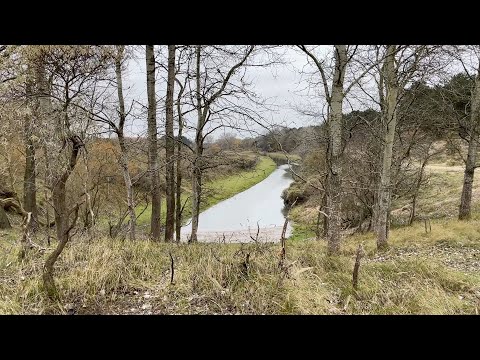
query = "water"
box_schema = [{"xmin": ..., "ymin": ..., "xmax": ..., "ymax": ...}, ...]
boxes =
[{"xmin": 181, "ymin": 164, "xmax": 294, "ymax": 242}]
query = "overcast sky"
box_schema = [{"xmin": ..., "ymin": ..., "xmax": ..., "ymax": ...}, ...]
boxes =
[
  {"xmin": 121, "ymin": 46, "xmax": 326, "ymax": 139},
  {"xmin": 118, "ymin": 45, "xmax": 473, "ymax": 140}
]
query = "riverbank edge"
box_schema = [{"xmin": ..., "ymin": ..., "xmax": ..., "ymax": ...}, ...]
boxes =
[{"xmin": 136, "ymin": 155, "xmax": 277, "ymax": 227}]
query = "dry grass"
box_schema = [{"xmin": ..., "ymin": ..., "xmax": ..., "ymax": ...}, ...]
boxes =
[{"xmin": 2, "ymin": 216, "xmax": 480, "ymax": 314}]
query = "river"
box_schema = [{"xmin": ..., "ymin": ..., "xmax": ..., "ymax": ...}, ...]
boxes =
[{"xmin": 181, "ymin": 164, "xmax": 295, "ymax": 243}]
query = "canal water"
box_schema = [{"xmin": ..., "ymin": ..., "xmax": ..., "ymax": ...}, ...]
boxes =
[{"xmin": 181, "ymin": 164, "xmax": 294, "ymax": 242}]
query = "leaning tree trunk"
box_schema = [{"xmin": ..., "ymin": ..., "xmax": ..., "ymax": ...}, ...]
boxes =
[
  {"xmin": 43, "ymin": 136, "xmax": 83, "ymax": 299},
  {"xmin": 326, "ymin": 45, "xmax": 347, "ymax": 255},
  {"xmin": 459, "ymin": 71, "xmax": 480, "ymax": 220},
  {"xmin": 165, "ymin": 45, "xmax": 176, "ymax": 242},
  {"xmin": 146, "ymin": 45, "xmax": 162, "ymax": 240},
  {"xmin": 115, "ymin": 45, "xmax": 136, "ymax": 240},
  {"xmin": 376, "ymin": 45, "xmax": 399, "ymax": 250}
]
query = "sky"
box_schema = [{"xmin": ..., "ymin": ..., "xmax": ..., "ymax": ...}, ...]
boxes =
[
  {"xmin": 121, "ymin": 46, "xmax": 326, "ymax": 139},
  {"xmin": 119, "ymin": 45, "xmax": 474, "ymax": 140}
]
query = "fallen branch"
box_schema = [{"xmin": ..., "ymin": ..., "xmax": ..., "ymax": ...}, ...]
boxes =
[
  {"xmin": 19, "ymin": 212, "xmax": 46, "ymax": 260},
  {"xmin": 0, "ymin": 198, "xmax": 55, "ymax": 227}
]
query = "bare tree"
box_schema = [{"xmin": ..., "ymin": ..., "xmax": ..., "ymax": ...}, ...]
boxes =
[
  {"xmin": 165, "ymin": 45, "xmax": 176, "ymax": 242},
  {"xmin": 188, "ymin": 45, "xmax": 255, "ymax": 243},
  {"xmin": 115, "ymin": 45, "xmax": 136, "ymax": 240},
  {"xmin": 146, "ymin": 45, "xmax": 162, "ymax": 240},
  {"xmin": 456, "ymin": 47, "xmax": 480, "ymax": 220},
  {"xmin": 32, "ymin": 46, "xmax": 113, "ymax": 298},
  {"xmin": 23, "ymin": 64, "xmax": 38, "ymax": 226},
  {"xmin": 374, "ymin": 45, "xmax": 435, "ymax": 249},
  {"xmin": 376, "ymin": 45, "xmax": 400, "ymax": 249},
  {"xmin": 174, "ymin": 69, "xmax": 187, "ymax": 243},
  {"xmin": 296, "ymin": 45, "xmax": 380, "ymax": 254}
]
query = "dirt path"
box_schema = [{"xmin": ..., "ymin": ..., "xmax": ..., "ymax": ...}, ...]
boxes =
[{"xmin": 425, "ymin": 163, "xmax": 464, "ymax": 173}]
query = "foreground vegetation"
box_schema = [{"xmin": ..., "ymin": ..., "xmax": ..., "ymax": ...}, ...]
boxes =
[
  {"xmin": 2, "ymin": 215, "xmax": 479, "ymax": 314},
  {"xmin": 2, "ymin": 148, "xmax": 479, "ymax": 314}
]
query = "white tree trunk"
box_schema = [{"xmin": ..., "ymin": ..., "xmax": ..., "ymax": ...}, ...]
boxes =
[
  {"xmin": 326, "ymin": 45, "xmax": 347, "ymax": 255},
  {"xmin": 146, "ymin": 45, "xmax": 162, "ymax": 240},
  {"xmin": 377, "ymin": 45, "xmax": 399, "ymax": 249},
  {"xmin": 190, "ymin": 45, "xmax": 203, "ymax": 243},
  {"xmin": 115, "ymin": 46, "xmax": 136, "ymax": 240},
  {"xmin": 459, "ymin": 70, "xmax": 480, "ymax": 220}
]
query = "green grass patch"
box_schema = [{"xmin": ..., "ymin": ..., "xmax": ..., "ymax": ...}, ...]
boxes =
[
  {"xmin": 136, "ymin": 156, "xmax": 276, "ymax": 227},
  {"xmin": 288, "ymin": 223, "xmax": 316, "ymax": 242},
  {"xmin": 264, "ymin": 152, "xmax": 301, "ymax": 166}
]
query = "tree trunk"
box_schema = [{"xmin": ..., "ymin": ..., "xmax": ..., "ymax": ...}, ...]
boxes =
[
  {"xmin": 146, "ymin": 45, "xmax": 162, "ymax": 240},
  {"xmin": 326, "ymin": 45, "xmax": 347, "ymax": 255},
  {"xmin": 43, "ymin": 136, "xmax": 82, "ymax": 299},
  {"xmin": 190, "ymin": 45, "xmax": 204, "ymax": 243},
  {"xmin": 23, "ymin": 120, "xmax": 37, "ymax": 220},
  {"xmin": 115, "ymin": 45, "xmax": 136, "ymax": 241},
  {"xmin": 459, "ymin": 71, "xmax": 480, "ymax": 220},
  {"xmin": 118, "ymin": 137, "xmax": 135, "ymax": 240},
  {"xmin": 23, "ymin": 69, "xmax": 38, "ymax": 225},
  {"xmin": 175, "ymin": 82, "xmax": 185, "ymax": 243},
  {"xmin": 376, "ymin": 45, "xmax": 399, "ymax": 250},
  {"xmin": 0, "ymin": 206, "xmax": 11, "ymax": 229},
  {"xmin": 165, "ymin": 45, "xmax": 176, "ymax": 242},
  {"xmin": 409, "ymin": 153, "xmax": 429, "ymax": 225},
  {"xmin": 190, "ymin": 157, "xmax": 202, "ymax": 243}
]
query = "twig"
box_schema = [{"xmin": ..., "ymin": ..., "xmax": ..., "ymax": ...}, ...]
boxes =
[
  {"xmin": 169, "ymin": 251, "xmax": 175, "ymax": 285},
  {"xmin": 352, "ymin": 243, "xmax": 365, "ymax": 291},
  {"xmin": 249, "ymin": 221, "xmax": 260, "ymax": 243}
]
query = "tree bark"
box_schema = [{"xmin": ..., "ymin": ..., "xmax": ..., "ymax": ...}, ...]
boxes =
[
  {"xmin": 115, "ymin": 45, "xmax": 136, "ymax": 240},
  {"xmin": 43, "ymin": 136, "xmax": 83, "ymax": 298},
  {"xmin": 23, "ymin": 67, "xmax": 38, "ymax": 225},
  {"xmin": 409, "ymin": 151, "xmax": 430, "ymax": 225},
  {"xmin": 326, "ymin": 45, "xmax": 347, "ymax": 255},
  {"xmin": 23, "ymin": 115, "xmax": 37, "ymax": 220},
  {"xmin": 190, "ymin": 45, "xmax": 204, "ymax": 243},
  {"xmin": 459, "ymin": 71, "xmax": 480, "ymax": 220},
  {"xmin": 377, "ymin": 45, "xmax": 399, "ymax": 250},
  {"xmin": 146, "ymin": 45, "xmax": 162, "ymax": 240},
  {"xmin": 165, "ymin": 45, "xmax": 176, "ymax": 242},
  {"xmin": 0, "ymin": 206, "xmax": 11, "ymax": 229},
  {"xmin": 175, "ymin": 81, "xmax": 185, "ymax": 243}
]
